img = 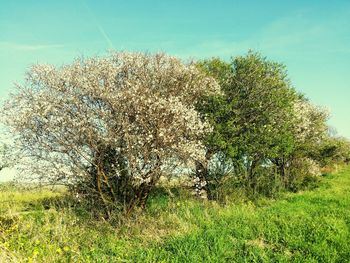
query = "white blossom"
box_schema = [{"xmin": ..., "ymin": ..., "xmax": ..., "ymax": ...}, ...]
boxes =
[{"xmin": 1, "ymin": 52, "xmax": 220, "ymax": 203}]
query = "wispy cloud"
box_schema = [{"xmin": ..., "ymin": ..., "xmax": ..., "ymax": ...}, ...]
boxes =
[
  {"xmin": 0, "ymin": 42, "xmax": 65, "ymax": 51},
  {"xmin": 175, "ymin": 8, "xmax": 350, "ymax": 59},
  {"xmin": 80, "ymin": 0, "xmax": 114, "ymax": 50}
]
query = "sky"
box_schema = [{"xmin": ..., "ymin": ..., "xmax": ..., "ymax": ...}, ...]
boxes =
[{"xmin": 0, "ymin": 0, "xmax": 349, "ymax": 137}]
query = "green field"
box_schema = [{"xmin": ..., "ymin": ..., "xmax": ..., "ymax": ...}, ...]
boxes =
[{"xmin": 1, "ymin": 166, "xmax": 350, "ymax": 262}]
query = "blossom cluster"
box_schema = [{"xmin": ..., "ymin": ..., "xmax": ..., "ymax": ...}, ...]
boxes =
[{"xmin": 2, "ymin": 52, "xmax": 220, "ymax": 187}]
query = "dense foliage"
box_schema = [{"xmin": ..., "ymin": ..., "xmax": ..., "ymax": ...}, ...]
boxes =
[
  {"xmin": 1, "ymin": 50, "xmax": 349, "ymax": 215},
  {"xmin": 195, "ymin": 52, "xmax": 348, "ymax": 198}
]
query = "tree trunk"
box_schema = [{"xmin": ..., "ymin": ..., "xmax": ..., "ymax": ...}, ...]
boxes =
[
  {"xmin": 194, "ymin": 159, "xmax": 210, "ymax": 199},
  {"xmin": 248, "ymin": 159, "xmax": 257, "ymax": 194}
]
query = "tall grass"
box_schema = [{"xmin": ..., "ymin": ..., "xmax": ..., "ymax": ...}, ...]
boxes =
[{"xmin": 1, "ymin": 166, "xmax": 350, "ymax": 262}]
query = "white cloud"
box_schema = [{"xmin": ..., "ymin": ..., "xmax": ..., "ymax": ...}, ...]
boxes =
[
  {"xmin": 0, "ymin": 42, "xmax": 65, "ymax": 51},
  {"xmin": 173, "ymin": 8, "xmax": 350, "ymax": 60}
]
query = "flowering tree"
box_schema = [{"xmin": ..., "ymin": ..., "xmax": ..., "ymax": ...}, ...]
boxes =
[
  {"xmin": 290, "ymin": 98, "xmax": 329, "ymax": 164},
  {"xmin": 292, "ymin": 98, "xmax": 329, "ymax": 150},
  {"xmin": 2, "ymin": 52, "xmax": 219, "ymax": 214}
]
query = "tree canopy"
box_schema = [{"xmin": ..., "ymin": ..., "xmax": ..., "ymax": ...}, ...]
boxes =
[
  {"xmin": 2, "ymin": 52, "xmax": 219, "ymax": 213},
  {"xmin": 1, "ymin": 50, "xmax": 348, "ymax": 213}
]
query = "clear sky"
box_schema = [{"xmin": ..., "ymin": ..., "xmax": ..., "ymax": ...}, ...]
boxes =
[{"xmin": 0, "ymin": 0, "xmax": 349, "ymax": 138}]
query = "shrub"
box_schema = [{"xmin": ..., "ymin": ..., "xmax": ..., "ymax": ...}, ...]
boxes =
[
  {"xmin": 316, "ymin": 137, "xmax": 350, "ymax": 166},
  {"xmin": 284, "ymin": 157, "xmax": 321, "ymax": 192}
]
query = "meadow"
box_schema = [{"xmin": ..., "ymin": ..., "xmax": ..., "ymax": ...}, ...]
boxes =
[{"xmin": 1, "ymin": 165, "xmax": 349, "ymax": 262}]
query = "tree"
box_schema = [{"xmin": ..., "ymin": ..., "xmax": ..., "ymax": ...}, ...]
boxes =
[
  {"xmin": 196, "ymin": 52, "xmax": 298, "ymax": 195},
  {"xmin": 229, "ymin": 52, "xmax": 297, "ymax": 180},
  {"xmin": 194, "ymin": 58, "xmax": 234, "ymax": 199},
  {"xmin": 284, "ymin": 97, "xmax": 329, "ymax": 177},
  {"xmin": 2, "ymin": 52, "xmax": 220, "ymax": 215},
  {"xmin": 292, "ymin": 97, "xmax": 329, "ymax": 156}
]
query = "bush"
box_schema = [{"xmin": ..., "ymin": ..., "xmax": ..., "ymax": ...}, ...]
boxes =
[
  {"xmin": 284, "ymin": 158, "xmax": 321, "ymax": 192},
  {"xmin": 316, "ymin": 137, "xmax": 350, "ymax": 166}
]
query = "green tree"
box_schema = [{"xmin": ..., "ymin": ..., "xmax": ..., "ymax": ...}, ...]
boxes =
[{"xmin": 196, "ymin": 52, "xmax": 299, "ymax": 195}]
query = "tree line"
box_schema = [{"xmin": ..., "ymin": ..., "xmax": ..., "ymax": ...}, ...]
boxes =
[{"xmin": 1, "ymin": 51, "xmax": 349, "ymax": 216}]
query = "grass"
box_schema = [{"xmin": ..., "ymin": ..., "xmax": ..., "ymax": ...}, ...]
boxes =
[{"xmin": 1, "ymin": 166, "xmax": 350, "ymax": 262}]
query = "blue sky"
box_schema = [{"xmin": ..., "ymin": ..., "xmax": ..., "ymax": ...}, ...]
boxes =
[{"xmin": 0, "ymin": 0, "xmax": 349, "ymax": 138}]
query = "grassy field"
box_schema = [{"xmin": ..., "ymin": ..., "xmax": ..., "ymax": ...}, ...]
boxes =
[{"xmin": 1, "ymin": 166, "xmax": 350, "ymax": 262}]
